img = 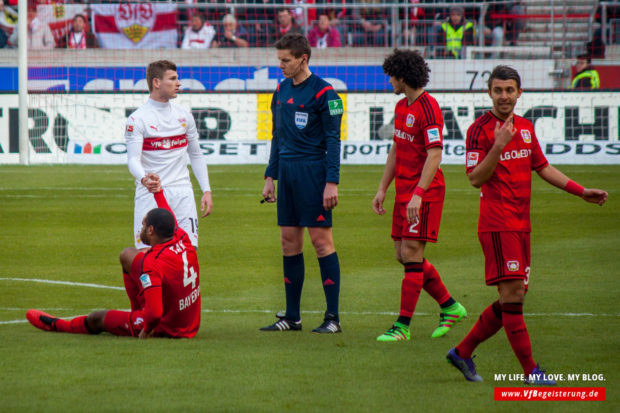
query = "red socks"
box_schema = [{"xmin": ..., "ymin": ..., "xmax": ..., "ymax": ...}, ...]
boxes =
[
  {"xmin": 422, "ymin": 259, "xmax": 451, "ymax": 305},
  {"xmin": 502, "ymin": 302, "xmax": 537, "ymax": 375},
  {"xmin": 456, "ymin": 300, "xmax": 503, "ymax": 358},
  {"xmin": 399, "ymin": 262, "xmax": 424, "ymax": 318},
  {"xmin": 54, "ymin": 316, "xmax": 91, "ymax": 334}
]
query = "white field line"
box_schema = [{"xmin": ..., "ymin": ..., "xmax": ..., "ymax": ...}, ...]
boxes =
[{"xmin": 1, "ymin": 277, "xmax": 618, "ymax": 325}]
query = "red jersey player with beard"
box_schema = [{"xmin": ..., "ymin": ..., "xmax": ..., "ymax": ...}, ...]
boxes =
[
  {"xmin": 26, "ymin": 186, "xmax": 201, "ymax": 339},
  {"xmin": 447, "ymin": 65, "xmax": 607, "ymax": 384},
  {"xmin": 373, "ymin": 49, "xmax": 466, "ymax": 342}
]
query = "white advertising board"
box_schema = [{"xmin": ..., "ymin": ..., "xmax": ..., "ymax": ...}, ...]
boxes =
[{"xmin": 1, "ymin": 92, "xmax": 618, "ymax": 165}]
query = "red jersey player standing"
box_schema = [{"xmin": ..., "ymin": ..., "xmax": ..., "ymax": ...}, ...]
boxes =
[
  {"xmin": 447, "ymin": 65, "xmax": 607, "ymax": 383},
  {"xmin": 26, "ymin": 187, "xmax": 201, "ymax": 339},
  {"xmin": 373, "ymin": 49, "xmax": 467, "ymax": 342}
]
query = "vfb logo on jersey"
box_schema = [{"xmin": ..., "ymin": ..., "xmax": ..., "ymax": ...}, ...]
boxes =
[
  {"xmin": 295, "ymin": 112, "xmax": 308, "ymax": 129},
  {"xmin": 520, "ymin": 129, "xmax": 531, "ymax": 143},
  {"xmin": 506, "ymin": 260, "xmax": 520, "ymax": 272},
  {"xmin": 406, "ymin": 114, "xmax": 415, "ymax": 127}
]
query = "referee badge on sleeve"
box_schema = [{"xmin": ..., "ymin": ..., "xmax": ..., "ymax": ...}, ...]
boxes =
[
  {"xmin": 295, "ymin": 112, "xmax": 308, "ymax": 129},
  {"xmin": 328, "ymin": 99, "xmax": 344, "ymax": 116}
]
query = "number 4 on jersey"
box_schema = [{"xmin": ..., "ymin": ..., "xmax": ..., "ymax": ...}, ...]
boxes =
[{"xmin": 182, "ymin": 251, "xmax": 197, "ymax": 289}]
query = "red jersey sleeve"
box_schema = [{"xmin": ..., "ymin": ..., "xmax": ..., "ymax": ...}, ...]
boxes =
[
  {"xmin": 465, "ymin": 115, "xmax": 491, "ymax": 174},
  {"xmin": 153, "ymin": 190, "xmax": 178, "ymax": 227},
  {"xmin": 138, "ymin": 268, "xmax": 163, "ymax": 334},
  {"xmin": 530, "ymin": 132, "xmax": 549, "ymax": 172},
  {"xmin": 420, "ymin": 93, "xmax": 444, "ymax": 150}
]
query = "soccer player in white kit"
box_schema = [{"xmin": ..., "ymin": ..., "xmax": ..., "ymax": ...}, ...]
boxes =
[{"xmin": 125, "ymin": 60, "xmax": 212, "ymax": 249}]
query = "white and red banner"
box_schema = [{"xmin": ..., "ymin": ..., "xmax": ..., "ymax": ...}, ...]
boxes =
[
  {"xmin": 91, "ymin": 3, "xmax": 178, "ymax": 49},
  {"xmin": 36, "ymin": 4, "xmax": 88, "ymax": 46}
]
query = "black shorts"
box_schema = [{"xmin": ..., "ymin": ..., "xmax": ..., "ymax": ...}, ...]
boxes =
[{"xmin": 277, "ymin": 158, "xmax": 332, "ymax": 227}]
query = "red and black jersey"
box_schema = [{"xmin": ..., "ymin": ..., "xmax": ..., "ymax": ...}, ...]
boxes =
[
  {"xmin": 138, "ymin": 191, "xmax": 201, "ymax": 338},
  {"xmin": 393, "ymin": 92, "xmax": 445, "ymax": 203},
  {"xmin": 466, "ymin": 112, "xmax": 549, "ymax": 232}
]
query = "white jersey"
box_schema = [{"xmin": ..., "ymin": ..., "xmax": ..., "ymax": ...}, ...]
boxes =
[
  {"xmin": 125, "ymin": 98, "xmax": 210, "ymax": 192},
  {"xmin": 181, "ymin": 24, "xmax": 216, "ymax": 49},
  {"xmin": 125, "ymin": 98, "xmax": 210, "ymax": 248}
]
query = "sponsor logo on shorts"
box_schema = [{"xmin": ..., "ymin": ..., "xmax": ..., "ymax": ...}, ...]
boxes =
[
  {"xmin": 521, "ymin": 129, "xmax": 531, "ymax": 143},
  {"xmin": 406, "ymin": 114, "xmax": 415, "ymax": 127},
  {"xmin": 467, "ymin": 152, "xmax": 479, "ymax": 167},
  {"xmin": 295, "ymin": 112, "xmax": 308, "ymax": 129},
  {"xmin": 328, "ymin": 99, "xmax": 344, "ymax": 116},
  {"xmin": 507, "ymin": 260, "xmax": 520, "ymax": 272},
  {"xmin": 140, "ymin": 273, "xmax": 152, "ymax": 288},
  {"xmin": 426, "ymin": 127, "xmax": 440, "ymax": 143}
]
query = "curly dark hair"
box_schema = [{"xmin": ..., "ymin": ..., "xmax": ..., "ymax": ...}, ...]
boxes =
[{"xmin": 382, "ymin": 49, "xmax": 430, "ymax": 89}]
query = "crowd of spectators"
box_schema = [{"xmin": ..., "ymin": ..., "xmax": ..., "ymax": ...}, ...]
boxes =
[{"xmin": 0, "ymin": 0, "xmax": 618, "ymax": 61}]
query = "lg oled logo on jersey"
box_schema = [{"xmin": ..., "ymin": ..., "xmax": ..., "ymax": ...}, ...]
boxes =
[
  {"xmin": 500, "ymin": 149, "xmax": 532, "ymax": 161},
  {"xmin": 426, "ymin": 128, "xmax": 440, "ymax": 143},
  {"xmin": 506, "ymin": 261, "xmax": 520, "ymax": 272},
  {"xmin": 406, "ymin": 114, "xmax": 415, "ymax": 127},
  {"xmin": 521, "ymin": 130, "xmax": 531, "ymax": 143},
  {"xmin": 295, "ymin": 112, "xmax": 308, "ymax": 129}
]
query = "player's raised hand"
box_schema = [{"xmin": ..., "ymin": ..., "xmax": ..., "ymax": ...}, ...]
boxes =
[
  {"xmin": 323, "ymin": 182, "xmax": 338, "ymax": 210},
  {"xmin": 373, "ymin": 190, "xmax": 386, "ymax": 215},
  {"xmin": 201, "ymin": 191, "xmax": 213, "ymax": 217},
  {"xmin": 494, "ymin": 118, "xmax": 517, "ymax": 149},
  {"xmin": 141, "ymin": 172, "xmax": 162, "ymax": 193},
  {"xmin": 582, "ymin": 188, "xmax": 608, "ymax": 206}
]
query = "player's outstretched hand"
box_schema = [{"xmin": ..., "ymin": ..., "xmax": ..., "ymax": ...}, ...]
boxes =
[
  {"xmin": 141, "ymin": 172, "xmax": 161, "ymax": 193},
  {"xmin": 201, "ymin": 191, "xmax": 213, "ymax": 217},
  {"xmin": 373, "ymin": 190, "xmax": 386, "ymax": 215},
  {"xmin": 582, "ymin": 188, "xmax": 608, "ymax": 206}
]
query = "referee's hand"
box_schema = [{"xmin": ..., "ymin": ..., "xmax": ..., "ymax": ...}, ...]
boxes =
[
  {"xmin": 262, "ymin": 178, "xmax": 276, "ymax": 203},
  {"xmin": 323, "ymin": 182, "xmax": 338, "ymax": 210}
]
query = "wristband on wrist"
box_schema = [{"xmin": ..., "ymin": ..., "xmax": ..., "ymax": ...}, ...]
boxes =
[
  {"xmin": 413, "ymin": 186, "xmax": 425, "ymax": 197},
  {"xmin": 564, "ymin": 180, "xmax": 585, "ymax": 197}
]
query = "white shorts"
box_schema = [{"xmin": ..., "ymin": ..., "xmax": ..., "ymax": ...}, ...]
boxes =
[{"xmin": 134, "ymin": 186, "xmax": 199, "ymax": 248}]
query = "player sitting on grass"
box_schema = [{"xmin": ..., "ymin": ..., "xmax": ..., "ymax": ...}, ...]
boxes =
[{"xmin": 26, "ymin": 185, "xmax": 202, "ymax": 339}]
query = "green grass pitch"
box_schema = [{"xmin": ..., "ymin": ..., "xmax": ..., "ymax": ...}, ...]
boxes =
[{"xmin": 0, "ymin": 164, "xmax": 618, "ymax": 412}]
